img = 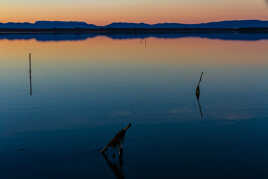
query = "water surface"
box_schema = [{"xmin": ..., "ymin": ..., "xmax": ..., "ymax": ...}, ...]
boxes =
[{"xmin": 0, "ymin": 36, "xmax": 268, "ymax": 178}]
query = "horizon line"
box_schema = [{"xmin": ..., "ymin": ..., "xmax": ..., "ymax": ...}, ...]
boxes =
[{"xmin": 1, "ymin": 19, "xmax": 268, "ymax": 26}]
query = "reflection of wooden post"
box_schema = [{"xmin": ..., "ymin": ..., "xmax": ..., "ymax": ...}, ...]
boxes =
[
  {"xmin": 29, "ymin": 53, "xmax": 32, "ymax": 96},
  {"xmin": 197, "ymin": 98, "xmax": 204, "ymax": 120},
  {"xmin": 145, "ymin": 39, "xmax": 147, "ymax": 48}
]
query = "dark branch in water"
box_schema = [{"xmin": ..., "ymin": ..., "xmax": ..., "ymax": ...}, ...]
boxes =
[
  {"xmin": 100, "ymin": 123, "xmax": 132, "ymax": 154},
  {"xmin": 101, "ymin": 123, "xmax": 132, "ymax": 179}
]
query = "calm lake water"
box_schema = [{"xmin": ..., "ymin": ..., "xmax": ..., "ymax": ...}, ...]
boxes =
[{"xmin": 0, "ymin": 35, "xmax": 268, "ymax": 178}]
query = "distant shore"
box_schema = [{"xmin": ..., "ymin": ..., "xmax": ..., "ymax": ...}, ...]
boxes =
[
  {"xmin": 1, "ymin": 28, "xmax": 268, "ymax": 41},
  {"xmin": 0, "ymin": 28, "xmax": 268, "ymax": 34}
]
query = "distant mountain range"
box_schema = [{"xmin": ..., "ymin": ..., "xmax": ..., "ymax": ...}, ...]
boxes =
[{"xmin": 1, "ymin": 20, "xmax": 268, "ymax": 29}]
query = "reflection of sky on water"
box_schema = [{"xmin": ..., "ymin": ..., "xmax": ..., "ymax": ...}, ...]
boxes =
[
  {"xmin": 0, "ymin": 36, "xmax": 268, "ymax": 178},
  {"xmin": 0, "ymin": 37, "xmax": 268, "ymax": 134}
]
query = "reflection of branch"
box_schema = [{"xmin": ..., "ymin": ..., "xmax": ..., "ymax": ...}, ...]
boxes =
[
  {"xmin": 119, "ymin": 147, "xmax": 123, "ymax": 167},
  {"xmin": 102, "ymin": 152, "xmax": 125, "ymax": 179},
  {"xmin": 197, "ymin": 98, "xmax": 204, "ymax": 120}
]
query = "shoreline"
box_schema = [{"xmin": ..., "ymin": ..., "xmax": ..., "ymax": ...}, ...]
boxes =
[
  {"xmin": 1, "ymin": 28, "xmax": 268, "ymax": 41},
  {"xmin": 0, "ymin": 28, "xmax": 268, "ymax": 34}
]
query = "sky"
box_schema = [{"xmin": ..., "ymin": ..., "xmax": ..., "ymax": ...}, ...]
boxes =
[{"xmin": 0, "ymin": 0, "xmax": 268, "ymax": 25}]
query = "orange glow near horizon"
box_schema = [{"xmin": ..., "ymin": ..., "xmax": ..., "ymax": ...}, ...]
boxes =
[
  {"xmin": 0, "ymin": 1, "xmax": 268, "ymax": 25},
  {"xmin": 0, "ymin": 37, "xmax": 268, "ymax": 66}
]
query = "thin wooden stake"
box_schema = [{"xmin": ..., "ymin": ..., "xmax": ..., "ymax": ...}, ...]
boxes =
[
  {"xmin": 196, "ymin": 72, "xmax": 204, "ymax": 100},
  {"xmin": 29, "ymin": 53, "xmax": 32, "ymax": 96}
]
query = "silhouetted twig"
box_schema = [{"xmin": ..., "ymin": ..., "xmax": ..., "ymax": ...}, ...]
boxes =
[{"xmin": 100, "ymin": 123, "xmax": 132, "ymax": 154}]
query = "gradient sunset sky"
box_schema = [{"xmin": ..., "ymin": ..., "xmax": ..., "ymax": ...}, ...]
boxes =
[{"xmin": 1, "ymin": 0, "xmax": 268, "ymax": 25}]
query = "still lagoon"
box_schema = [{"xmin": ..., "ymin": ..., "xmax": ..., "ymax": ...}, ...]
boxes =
[{"xmin": 0, "ymin": 35, "xmax": 267, "ymax": 178}]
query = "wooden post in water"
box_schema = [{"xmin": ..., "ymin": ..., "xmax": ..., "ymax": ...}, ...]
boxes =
[
  {"xmin": 195, "ymin": 72, "xmax": 205, "ymax": 119},
  {"xmin": 29, "ymin": 53, "xmax": 32, "ymax": 96},
  {"xmin": 195, "ymin": 72, "xmax": 204, "ymax": 100}
]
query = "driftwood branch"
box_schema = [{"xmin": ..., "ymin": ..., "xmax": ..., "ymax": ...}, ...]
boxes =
[{"xmin": 100, "ymin": 123, "xmax": 132, "ymax": 153}]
